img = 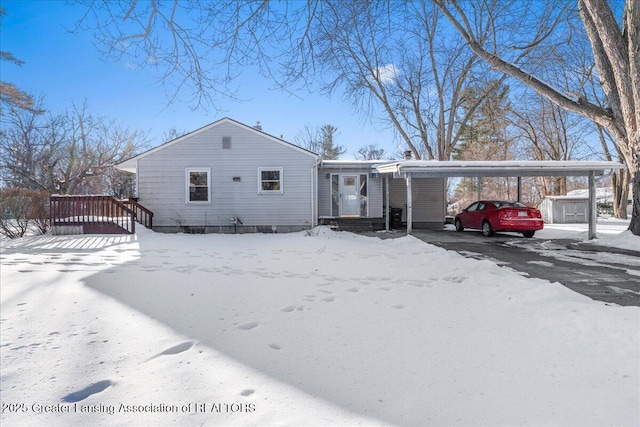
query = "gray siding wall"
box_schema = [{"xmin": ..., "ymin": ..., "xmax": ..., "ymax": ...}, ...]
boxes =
[
  {"xmin": 388, "ymin": 177, "xmax": 445, "ymax": 226},
  {"xmin": 137, "ymin": 122, "xmax": 318, "ymax": 229},
  {"xmin": 317, "ymin": 168, "xmax": 383, "ymax": 218}
]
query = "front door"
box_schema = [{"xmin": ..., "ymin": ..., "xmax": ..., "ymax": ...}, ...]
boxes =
[{"xmin": 340, "ymin": 175, "xmax": 360, "ymax": 217}]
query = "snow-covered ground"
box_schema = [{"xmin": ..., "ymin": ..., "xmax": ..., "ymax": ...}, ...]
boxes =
[
  {"xmin": 1, "ymin": 221, "xmax": 638, "ymax": 426},
  {"xmin": 536, "ymin": 217, "xmax": 639, "ymax": 251}
]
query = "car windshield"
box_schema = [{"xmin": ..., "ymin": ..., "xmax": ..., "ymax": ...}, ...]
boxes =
[{"xmin": 491, "ymin": 201, "xmax": 527, "ymax": 208}]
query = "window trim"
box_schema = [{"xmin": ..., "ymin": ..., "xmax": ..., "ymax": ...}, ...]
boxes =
[
  {"xmin": 257, "ymin": 167, "xmax": 284, "ymax": 194},
  {"xmin": 185, "ymin": 167, "xmax": 211, "ymax": 204}
]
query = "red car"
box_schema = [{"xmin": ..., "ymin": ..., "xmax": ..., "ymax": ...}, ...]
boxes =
[{"xmin": 454, "ymin": 200, "xmax": 544, "ymax": 238}]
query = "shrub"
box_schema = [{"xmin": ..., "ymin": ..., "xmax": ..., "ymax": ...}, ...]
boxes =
[{"xmin": 0, "ymin": 188, "xmax": 51, "ymax": 238}]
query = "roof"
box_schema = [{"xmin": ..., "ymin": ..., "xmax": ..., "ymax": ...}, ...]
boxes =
[
  {"xmin": 117, "ymin": 117, "xmax": 320, "ymax": 173},
  {"xmin": 543, "ymin": 195, "xmax": 590, "ymax": 201},
  {"xmin": 375, "ymin": 160, "xmax": 626, "ymax": 177},
  {"xmin": 321, "ymin": 159, "xmax": 394, "ymax": 169}
]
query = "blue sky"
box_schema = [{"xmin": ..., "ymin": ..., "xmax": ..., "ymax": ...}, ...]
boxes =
[{"xmin": 1, "ymin": 0, "xmax": 398, "ymax": 158}]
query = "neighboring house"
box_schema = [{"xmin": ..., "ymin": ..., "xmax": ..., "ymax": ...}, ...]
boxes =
[{"xmin": 117, "ymin": 118, "xmax": 446, "ymax": 233}]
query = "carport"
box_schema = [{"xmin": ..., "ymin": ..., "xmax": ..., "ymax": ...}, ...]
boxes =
[{"xmin": 375, "ymin": 160, "xmax": 626, "ymax": 239}]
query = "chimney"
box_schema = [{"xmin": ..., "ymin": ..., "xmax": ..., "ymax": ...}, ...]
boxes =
[
  {"xmin": 403, "ymin": 150, "xmax": 412, "ymax": 160},
  {"xmin": 254, "ymin": 121, "xmax": 262, "ymax": 131}
]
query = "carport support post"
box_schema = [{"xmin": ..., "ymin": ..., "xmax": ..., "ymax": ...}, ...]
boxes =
[
  {"xmin": 517, "ymin": 177, "xmax": 522, "ymax": 202},
  {"xmin": 588, "ymin": 170, "xmax": 596, "ymax": 240},
  {"xmin": 406, "ymin": 174, "xmax": 413, "ymax": 234},
  {"xmin": 385, "ymin": 175, "xmax": 390, "ymax": 232}
]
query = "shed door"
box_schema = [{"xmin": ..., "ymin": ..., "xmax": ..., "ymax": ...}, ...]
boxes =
[
  {"xmin": 340, "ymin": 175, "xmax": 360, "ymax": 217},
  {"xmin": 563, "ymin": 202, "xmax": 587, "ymax": 223}
]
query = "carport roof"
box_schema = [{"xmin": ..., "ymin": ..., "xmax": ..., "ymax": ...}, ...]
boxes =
[
  {"xmin": 375, "ymin": 160, "xmax": 625, "ymax": 178},
  {"xmin": 374, "ymin": 160, "xmax": 626, "ymax": 240}
]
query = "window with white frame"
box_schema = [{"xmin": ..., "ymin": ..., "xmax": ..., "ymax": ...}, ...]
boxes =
[
  {"xmin": 186, "ymin": 168, "xmax": 211, "ymax": 203},
  {"xmin": 258, "ymin": 167, "xmax": 283, "ymax": 194}
]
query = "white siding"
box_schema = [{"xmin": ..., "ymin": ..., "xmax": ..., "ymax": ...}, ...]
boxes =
[{"xmin": 137, "ymin": 121, "xmax": 318, "ymax": 229}]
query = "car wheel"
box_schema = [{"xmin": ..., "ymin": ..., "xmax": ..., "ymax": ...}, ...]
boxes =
[
  {"xmin": 481, "ymin": 220, "xmax": 494, "ymax": 237},
  {"xmin": 455, "ymin": 219, "xmax": 464, "ymax": 232},
  {"xmin": 522, "ymin": 231, "xmax": 535, "ymax": 238}
]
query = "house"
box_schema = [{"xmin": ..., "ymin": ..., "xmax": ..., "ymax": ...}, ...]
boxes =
[
  {"xmin": 117, "ymin": 118, "xmax": 321, "ymax": 233},
  {"xmin": 116, "ymin": 118, "xmax": 445, "ymax": 233},
  {"xmin": 111, "ymin": 119, "xmax": 624, "ymax": 238}
]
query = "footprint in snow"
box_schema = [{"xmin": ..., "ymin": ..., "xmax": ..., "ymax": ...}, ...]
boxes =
[
  {"xmin": 268, "ymin": 343, "xmax": 281, "ymax": 350},
  {"xmin": 148, "ymin": 341, "xmax": 195, "ymax": 361},
  {"xmin": 322, "ymin": 296, "xmax": 335, "ymax": 302},
  {"xmin": 62, "ymin": 380, "xmax": 113, "ymax": 403},
  {"xmin": 237, "ymin": 321, "xmax": 260, "ymax": 330},
  {"xmin": 240, "ymin": 389, "xmax": 255, "ymax": 396}
]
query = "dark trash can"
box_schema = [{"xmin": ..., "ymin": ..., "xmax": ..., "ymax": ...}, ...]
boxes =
[{"xmin": 390, "ymin": 208, "xmax": 403, "ymax": 229}]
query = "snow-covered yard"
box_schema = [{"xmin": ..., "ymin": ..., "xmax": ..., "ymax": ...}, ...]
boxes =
[{"xmin": 1, "ymin": 222, "xmax": 638, "ymax": 426}]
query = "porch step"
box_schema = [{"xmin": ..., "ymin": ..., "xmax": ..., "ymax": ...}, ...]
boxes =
[{"xmin": 319, "ymin": 218, "xmax": 385, "ymax": 232}]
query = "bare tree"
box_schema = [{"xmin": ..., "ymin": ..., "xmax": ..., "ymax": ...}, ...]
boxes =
[
  {"xmin": 295, "ymin": 124, "xmax": 345, "ymax": 159},
  {"xmin": 355, "ymin": 144, "xmax": 387, "ymax": 160},
  {"xmin": 301, "ymin": 1, "xmax": 511, "ymax": 161},
  {"xmin": 434, "ymin": 0, "xmax": 640, "ymax": 234},
  {"xmin": 0, "ymin": 99, "xmax": 148, "ymax": 195},
  {"xmin": 74, "ymin": 1, "xmax": 508, "ymax": 162},
  {"xmin": 512, "ymin": 94, "xmax": 595, "ymax": 196}
]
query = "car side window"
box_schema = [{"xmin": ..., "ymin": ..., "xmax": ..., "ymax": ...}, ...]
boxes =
[
  {"xmin": 466, "ymin": 202, "xmax": 479, "ymax": 212},
  {"xmin": 478, "ymin": 202, "xmax": 486, "ymax": 211}
]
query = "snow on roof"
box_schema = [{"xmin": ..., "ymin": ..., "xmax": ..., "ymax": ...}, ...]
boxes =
[
  {"xmin": 375, "ymin": 160, "xmax": 625, "ymax": 177},
  {"xmin": 321, "ymin": 159, "xmax": 394, "ymax": 169}
]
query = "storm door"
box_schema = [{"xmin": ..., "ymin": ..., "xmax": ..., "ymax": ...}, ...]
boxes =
[{"xmin": 340, "ymin": 175, "xmax": 360, "ymax": 217}]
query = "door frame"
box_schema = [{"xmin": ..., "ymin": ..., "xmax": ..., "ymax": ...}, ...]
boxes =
[{"xmin": 329, "ymin": 173, "xmax": 369, "ymax": 218}]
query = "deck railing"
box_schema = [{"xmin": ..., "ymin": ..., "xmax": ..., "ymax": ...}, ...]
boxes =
[
  {"xmin": 50, "ymin": 195, "xmax": 137, "ymax": 234},
  {"xmin": 122, "ymin": 198, "xmax": 154, "ymax": 230}
]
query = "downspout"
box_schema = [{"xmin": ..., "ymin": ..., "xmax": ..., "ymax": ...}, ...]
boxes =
[
  {"xmin": 135, "ymin": 159, "xmax": 140, "ymax": 198},
  {"xmin": 385, "ymin": 174, "xmax": 390, "ymax": 231},
  {"xmin": 311, "ymin": 157, "xmax": 321, "ymax": 227},
  {"xmin": 406, "ymin": 173, "xmax": 413, "ymax": 234}
]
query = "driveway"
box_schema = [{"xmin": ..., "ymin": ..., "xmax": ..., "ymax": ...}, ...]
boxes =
[{"xmin": 385, "ymin": 228, "xmax": 640, "ymax": 307}]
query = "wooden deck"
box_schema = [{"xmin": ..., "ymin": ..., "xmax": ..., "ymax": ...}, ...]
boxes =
[{"xmin": 50, "ymin": 195, "xmax": 153, "ymax": 235}]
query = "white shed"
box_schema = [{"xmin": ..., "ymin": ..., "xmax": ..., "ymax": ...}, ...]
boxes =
[{"xmin": 539, "ymin": 196, "xmax": 589, "ymax": 224}]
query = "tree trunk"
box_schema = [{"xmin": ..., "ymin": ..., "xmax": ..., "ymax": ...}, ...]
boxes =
[{"xmin": 630, "ymin": 166, "xmax": 640, "ymax": 235}]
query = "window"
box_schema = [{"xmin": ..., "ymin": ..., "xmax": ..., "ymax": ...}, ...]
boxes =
[
  {"xmin": 186, "ymin": 168, "xmax": 210, "ymax": 203},
  {"xmin": 222, "ymin": 136, "xmax": 231, "ymax": 149},
  {"xmin": 258, "ymin": 167, "xmax": 283, "ymax": 194}
]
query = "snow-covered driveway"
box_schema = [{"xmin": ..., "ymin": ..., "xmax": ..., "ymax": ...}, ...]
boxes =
[{"xmin": 410, "ymin": 228, "xmax": 640, "ymax": 307}]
